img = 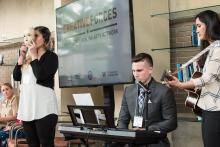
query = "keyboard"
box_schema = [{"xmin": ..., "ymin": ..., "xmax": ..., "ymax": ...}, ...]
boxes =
[{"xmin": 58, "ymin": 124, "xmax": 166, "ymax": 144}]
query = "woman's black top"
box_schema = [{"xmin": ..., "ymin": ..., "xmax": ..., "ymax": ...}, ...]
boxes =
[{"xmin": 13, "ymin": 51, "xmax": 58, "ymax": 89}]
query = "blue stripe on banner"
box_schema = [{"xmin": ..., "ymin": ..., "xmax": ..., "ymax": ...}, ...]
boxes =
[{"xmin": 176, "ymin": 63, "xmax": 183, "ymax": 81}]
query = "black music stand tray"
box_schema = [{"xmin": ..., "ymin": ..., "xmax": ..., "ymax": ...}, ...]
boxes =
[{"xmin": 67, "ymin": 105, "xmax": 115, "ymax": 129}]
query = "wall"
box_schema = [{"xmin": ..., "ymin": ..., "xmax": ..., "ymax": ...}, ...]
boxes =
[
  {"xmin": 0, "ymin": 43, "xmax": 21, "ymax": 85},
  {"xmin": 170, "ymin": 0, "xmax": 220, "ymax": 12},
  {"xmin": 134, "ymin": 0, "xmax": 170, "ymax": 80},
  {"xmin": 0, "ymin": 0, "xmax": 55, "ymax": 40},
  {"xmin": 170, "ymin": 21, "xmax": 200, "ymax": 112}
]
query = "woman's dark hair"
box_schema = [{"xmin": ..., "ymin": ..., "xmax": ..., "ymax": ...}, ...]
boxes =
[
  {"xmin": 34, "ymin": 26, "xmax": 51, "ymax": 46},
  {"xmin": 195, "ymin": 10, "xmax": 220, "ymax": 68},
  {"xmin": 132, "ymin": 53, "xmax": 153, "ymax": 67}
]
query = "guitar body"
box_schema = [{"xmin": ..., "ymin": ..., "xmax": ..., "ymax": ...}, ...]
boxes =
[{"xmin": 185, "ymin": 71, "xmax": 203, "ymax": 117}]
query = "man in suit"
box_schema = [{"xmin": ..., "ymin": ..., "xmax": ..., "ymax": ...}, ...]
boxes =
[{"xmin": 117, "ymin": 53, "xmax": 177, "ymax": 147}]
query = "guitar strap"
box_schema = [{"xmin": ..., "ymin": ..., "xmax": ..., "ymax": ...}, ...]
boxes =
[{"xmin": 181, "ymin": 40, "xmax": 220, "ymax": 69}]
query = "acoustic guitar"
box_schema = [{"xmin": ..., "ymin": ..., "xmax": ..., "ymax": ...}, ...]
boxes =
[{"xmin": 161, "ymin": 70, "xmax": 202, "ymax": 117}]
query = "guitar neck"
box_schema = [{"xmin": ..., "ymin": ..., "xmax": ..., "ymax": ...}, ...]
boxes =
[{"xmin": 171, "ymin": 68, "xmax": 182, "ymax": 76}]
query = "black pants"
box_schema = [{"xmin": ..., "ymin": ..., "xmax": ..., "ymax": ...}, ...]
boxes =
[
  {"xmin": 202, "ymin": 110, "xmax": 220, "ymax": 147},
  {"xmin": 22, "ymin": 114, "xmax": 58, "ymax": 147}
]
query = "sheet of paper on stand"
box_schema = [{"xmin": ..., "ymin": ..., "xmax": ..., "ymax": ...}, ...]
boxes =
[{"xmin": 72, "ymin": 93, "xmax": 106, "ymax": 124}]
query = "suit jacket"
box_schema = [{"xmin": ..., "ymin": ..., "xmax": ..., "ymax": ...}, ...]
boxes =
[{"xmin": 118, "ymin": 78, "xmax": 177, "ymax": 147}]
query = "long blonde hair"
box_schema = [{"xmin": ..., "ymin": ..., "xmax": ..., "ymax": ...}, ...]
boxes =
[{"xmin": 22, "ymin": 27, "xmax": 35, "ymax": 69}]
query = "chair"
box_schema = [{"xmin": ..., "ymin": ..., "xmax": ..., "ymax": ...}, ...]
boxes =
[
  {"xmin": 7, "ymin": 113, "xmax": 96, "ymax": 147},
  {"xmin": 7, "ymin": 121, "xmax": 27, "ymax": 147},
  {"xmin": 7, "ymin": 122, "xmax": 94, "ymax": 147},
  {"xmin": 8, "ymin": 132, "xmax": 70, "ymax": 147}
]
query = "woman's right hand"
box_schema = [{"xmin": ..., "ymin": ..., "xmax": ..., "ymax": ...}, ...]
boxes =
[
  {"xmin": 167, "ymin": 75, "xmax": 183, "ymax": 89},
  {"xmin": 18, "ymin": 44, "xmax": 27, "ymax": 65}
]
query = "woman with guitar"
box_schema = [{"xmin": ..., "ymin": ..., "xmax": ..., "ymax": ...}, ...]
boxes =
[{"xmin": 167, "ymin": 10, "xmax": 220, "ymax": 147}]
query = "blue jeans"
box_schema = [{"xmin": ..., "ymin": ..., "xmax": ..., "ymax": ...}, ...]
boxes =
[{"xmin": 0, "ymin": 130, "xmax": 8, "ymax": 147}]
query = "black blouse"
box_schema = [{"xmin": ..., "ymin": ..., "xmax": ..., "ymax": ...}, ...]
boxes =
[{"xmin": 13, "ymin": 51, "xmax": 58, "ymax": 89}]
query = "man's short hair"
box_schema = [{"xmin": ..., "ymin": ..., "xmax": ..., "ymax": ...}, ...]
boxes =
[{"xmin": 132, "ymin": 53, "xmax": 153, "ymax": 67}]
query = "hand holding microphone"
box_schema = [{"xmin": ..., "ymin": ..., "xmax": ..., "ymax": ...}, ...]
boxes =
[{"xmin": 27, "ymin": 41, "xmax": 37, "ymax": 60}]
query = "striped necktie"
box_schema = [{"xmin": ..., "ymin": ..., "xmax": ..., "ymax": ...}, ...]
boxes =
[{"xmin": 138, "ymin": 87, "xmax": 145, "ymax": 115}]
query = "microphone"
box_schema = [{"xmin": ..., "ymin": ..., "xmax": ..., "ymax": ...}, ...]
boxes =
[{"xmin": 136, "ymin": 80, "xmax": 151, "ymax": 94}]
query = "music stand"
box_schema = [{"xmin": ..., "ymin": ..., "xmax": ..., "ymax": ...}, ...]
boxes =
[{"xmin": 67, "ymin": 105, "xmax": 115, "ymax": 128}]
